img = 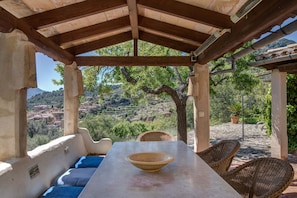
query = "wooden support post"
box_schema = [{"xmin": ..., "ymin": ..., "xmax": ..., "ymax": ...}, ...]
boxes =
[
  {"xmin": 192, "ymin": 63, "xmax": 210, "ymax": 152},
  {"xmin": 64, "ymin": 62, "xmax": 84, "ymax": 135},
  {"xmin": 0, "ymin": 30, "xmax": 36, "ymax": 160},
  {"xmin": 134, "ymin": 39, "xmax": 138, "ymax": 56},
  {"xmin": 271, "ymin": 69, "xmax": 288, "ymax": 159}
]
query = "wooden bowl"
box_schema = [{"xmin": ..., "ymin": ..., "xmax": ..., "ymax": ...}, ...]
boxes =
[{"xmin": 126, "ymin": 152, "xmax": 174, "ymax": 172}]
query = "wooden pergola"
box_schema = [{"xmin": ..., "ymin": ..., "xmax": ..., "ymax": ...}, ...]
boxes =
[{"xmin": 0, "ymin": 0, "xmax": 297, "ymax": 161}]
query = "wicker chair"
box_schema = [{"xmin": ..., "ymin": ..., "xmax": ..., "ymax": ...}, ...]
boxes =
[
  {"xmin": 221, "ymin": 157, "xmax": 294, "ymax": 198},
  {"xmin": 197, "ymin": 140, "xmax": 240, "ymax": 175},
  {"xmin": 136, "ymin": 130, "xmax": 175, "ymax": 141}
]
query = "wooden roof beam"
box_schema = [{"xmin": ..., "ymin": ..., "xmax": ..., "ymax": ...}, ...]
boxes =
[
  {"xmin": 127, "ymin": 0, "xmax": 139, "ymax": 39},
  {"xmin": 50, "ymin": 16, "xmax": 130, "ymax": 45},
  {"xmin": 139, "ymin": 31, "xmax": 197, "ymax": 53},
  {"xmin": 279, "ymin": 63, "xmax": 297, "ymax": 73},
  {"xmin": 22, "ymin": 0, "xmax": 127, "ymax": 29},
  {"xmin": 198, "ymin": 0, "xmax": 297, "ymax": 64},
  {"xmin": 138, "ymin": 16, "xmax": 209, "ymax": 44},
  {"xmin": 75, "ymin": 56, "xmax": 193, "ymax": 66},
  {"xmin": 0, "ymin": 17, "xmax": 14, "ymax": 33},
  {"xmin": 137, "ymin": 0, "xmax": 232, "ymax": 29},
  {"xmin": 0, "ymin": 7, "xmax": 74, "ymax": 64},
  {"xmin": 66, "ymin": 32, "xmax": 132, "ymax": 55}
]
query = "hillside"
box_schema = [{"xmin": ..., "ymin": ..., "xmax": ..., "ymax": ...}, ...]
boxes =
[
  {"xmin": 27, "ymin": 88, "xmax": 46, "ymax": 99},
  {"xmin": 255, "ymin": 38, "xmax": 296, "ymax": 55},
  {"xmin": 27, "ymin": 85, "xmax": 174, "ymax": 122},
  {"xmin": 27, "ymin": 89, "xmax": 64, "ymax": 109}
]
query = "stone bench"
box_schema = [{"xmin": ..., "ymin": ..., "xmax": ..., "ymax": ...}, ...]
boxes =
[{"xmin": 0, "ymin": 128, "xmax": 112, "ymax": 198}]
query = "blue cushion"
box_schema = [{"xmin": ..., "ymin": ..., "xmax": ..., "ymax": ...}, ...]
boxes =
[
  {"xmin": 40, "ymin": 186, "xmax": 83, "ymax": 198},
  {"xmin": 54, "ymin": 168, "xmax": 96, "ymax": 187},
  {"xmin": 71, "ymin": 156, "xmax": 104, "ymax": 168}
]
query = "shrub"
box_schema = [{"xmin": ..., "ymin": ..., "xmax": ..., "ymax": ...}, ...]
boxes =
[
  {"xmin": 111, "ymin": 121, "xmax": 149, "ymax": 139},
  {"xmin": 79, "ymin": 114, "xmax": 117, "ymax": 141}
]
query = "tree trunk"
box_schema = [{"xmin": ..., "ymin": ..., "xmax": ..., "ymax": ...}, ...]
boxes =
[{"xmin": 176, "ymin": 101, "xmax": 187, "ymax": 143}]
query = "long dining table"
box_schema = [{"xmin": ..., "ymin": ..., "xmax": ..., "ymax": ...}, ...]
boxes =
[{"xmin": 79, "ymin": 141, "xmax": 241, "ymax": 198}]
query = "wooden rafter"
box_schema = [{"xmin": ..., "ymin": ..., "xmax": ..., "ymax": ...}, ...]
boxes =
[
  {"xmin": 139, "ymin": 31, "xmax": 197, "ymax": 53},
  {"xmin": 198, "ymin": 0, "xmax": 297, "ymax": 64},
  {"xmin": 50, "ymin": 16, "xmax": 130, "ymax": 45},
  {"xmin": 0, "ymin": 7, "xmax": 74, "ymax": 64},
  {"xmin": 75, "ymin": 56, "xmax": 193, "ymax": 66},
  {"xmin": 0, "ymin": 17, "xmax": 14, "ymax": 33},
  {"xmin": 0, "ymin": 0, "xmax": 295, "ymax": 66},
  {"xmin": 138, "ymin": 16, "xmax": 209, "ymax": 44},
  {"xmin": 137, "ymin": 0, "xmax": 233, "ymax": 29},
  {"xmin": 127, "ymin": 0, "xmax": 139, "ymax": 39},
  {"xmin": 22, "ymin": 0, "xmax": 127, "ymax": 29},
  {"xmin": 66, "ymin": 32, "xmax": 132, "ymax": 55}
]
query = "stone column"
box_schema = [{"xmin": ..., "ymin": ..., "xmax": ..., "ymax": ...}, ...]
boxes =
[
  {"xmin": 271, "ymin": 69, "xmax": 288, "ymax": 159},
  {"xmin": 192, "ymin": 63, "xmax": 210, "ymax": 153},
  {"xmin": 64, "ymin": 62, "xmax": 84, "ymax": 135},
  {"xmin": 0, "ymin": 30, "xmax": 36, "ymax": 160}
]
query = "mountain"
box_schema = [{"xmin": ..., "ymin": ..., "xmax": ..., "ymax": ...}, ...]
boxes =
[
  {"xmin": 255, "ymin": 38, "xmax": 296, "ymax": 55},
  {"xmin": 27, "ymin": 88, "xmax": 46, "ymax": 99},
  {"xmin": 27, "ymin": 89, "xmax": 63, "ymax": 109}
]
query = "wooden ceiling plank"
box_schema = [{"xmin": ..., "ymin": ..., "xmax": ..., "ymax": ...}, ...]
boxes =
[
  {"xmin": 139, "ymin": 31, "xmax": 196, "ymax": 53},
  {"xmin": 75, "ymin": 56, "xmax": 193, "ymax": 66},
  {"xmin": 127, "ymin": 0, "xmax": 139, "ymax": 39},
  {"xmin": 198, "ymin": 0, "xmax": 297, "ymax": 64},
  {"xmin": 0, "ymin": 7, "xmax": 74, "ymax": 64},
  {"xmin": 23, "ymin": 0, "xmax": 127, "ymax": 29},
  {"xmin": 137, "ymin": 0, "xmax": 232, "ymax": 29},
  {"xmin": 138, "ymin": 16, "xmax": 209, "ymax": 44},
  {"xmin": 66, "ymin": 32, "xmax": 132, "ymax": 55},
  {"xmin": 50, "ymin": 16, "xmax": 130, "ymax": 45}
]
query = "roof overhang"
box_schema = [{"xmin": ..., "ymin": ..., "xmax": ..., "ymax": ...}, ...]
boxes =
[{"xmin": 0, "ymin": 0, "xmax": 296, "ymax": 65}]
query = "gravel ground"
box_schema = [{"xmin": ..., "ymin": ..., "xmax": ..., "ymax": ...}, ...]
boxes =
[{"xmin": 187, "ymin": 122, "xmax": 271, "ymax": 163}]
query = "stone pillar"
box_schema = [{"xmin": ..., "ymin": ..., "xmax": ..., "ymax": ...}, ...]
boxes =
[
  {"xmin": 0, "ymin": 30, "xmax": 36, "ymax": 160},
  {"xmin": 64, "ymin": 62, "xmax": 84, "ymax": 135},
  {"xmin": 271, "ymin": 69, "xmax": 288, "ymax": 159},
  {"xmin": 192, "ymin": 63, "xmax": 210, "ymax": 153}
]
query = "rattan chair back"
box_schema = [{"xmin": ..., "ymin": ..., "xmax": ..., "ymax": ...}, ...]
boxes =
[
  {"xmin": 136, "ymin": 130, "xmax": 175, "ymax": 141},
  {"xmin": 221, "ymin": 157, "xmax": 294, "ymax": 198},
  {"xmin": 197, "ymin": 140, "xmax": 240, "ymax": 175}
]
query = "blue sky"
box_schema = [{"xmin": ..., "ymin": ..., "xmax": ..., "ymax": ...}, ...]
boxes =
[{"xmin": 35, "ymin": 17, "xmax": 297, "ymax": 92}]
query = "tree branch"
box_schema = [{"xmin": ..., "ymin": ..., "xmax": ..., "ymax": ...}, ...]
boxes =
[
  {"xmin": 210, "ymin": 76, "xmax": 229, "ymax": 86},
  {"xmin": 120, "ymin": 66, "xmax": 137, "ymax": 84}
]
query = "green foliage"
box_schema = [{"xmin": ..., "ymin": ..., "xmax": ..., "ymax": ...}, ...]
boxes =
[
  {"xmin": 264, "ymin": 89, "xmax": 272, "ymax": 136},
  {"xmin": 79, "ymin": 114, "xmax": 117, "ymax": 141},
  {"xmin": 263, "ymin": 74, "xmax": 297, "ymax": 152},
  {"xmin": 27, "ymin": 134, "xmax": 50, "ymax": 151},
  {"xmin": 228, "ymin": 103, "xmax": 241, "ymax": 116},
  {"xmin": 82, "ymin": 40, "xmax": 189, "ymax": 98},
  {"xmin": 52, "ymin": 63, "xmax": 64, "ymax": 85},
  {"xmin": 81, "ymin": 40, "xmax": 191, "ymax": 141},
  {"xmin": 27, "ymin": 120, "xmax": 62, "ymax": 150},
  {"xmin": 210, "ymin": 68, "xmax": 268, "ymax": 124},
  {"xmin": 149, "ymin": 113, "xmax": 177, "ymax": 133},
  {"xmin": 186, "ymin": 100, "xmax": 194, "ymax": 129},
  {"xmin": 111, "ymin": 121, "xmax": 149, "ymax": 139},
  {"xmin": 286, "ymin": 74, "xmax": 297, "ymax": 152},
  {"xmin": 210, "ymin": 82, "xmax": 239, "ymax": 123}
]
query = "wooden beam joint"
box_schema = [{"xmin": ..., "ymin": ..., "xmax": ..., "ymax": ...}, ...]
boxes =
[{"xmin": 75, "ymin": 56, "xmax": 194, "ymax": 66}]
